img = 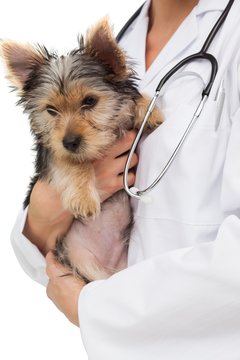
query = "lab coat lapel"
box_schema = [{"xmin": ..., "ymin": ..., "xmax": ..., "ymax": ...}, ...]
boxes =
[
  {"xmin": 118, "ymin": 1, "xmax": 150, "ymax": 81},
  {"xmin": 138, "ymin": 0, "xmax": 228, "ymax": 92},
  {"xmin": 120, "ymin": 0, "xmax": 229, "ymax": 92},
  {"xmin": 139, "ymin": 10, "xmax": 199, "ymax": 91}
]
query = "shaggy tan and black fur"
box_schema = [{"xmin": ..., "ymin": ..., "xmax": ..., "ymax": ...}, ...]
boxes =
[{"xmin": 0, "ymin": 19, "xmax": 163, "ymax": 282}]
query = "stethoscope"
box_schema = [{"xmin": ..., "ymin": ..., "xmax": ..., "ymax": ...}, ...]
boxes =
[{"xmin": 118, "ymin": 0, "xmax": 235, "ymax": 202}]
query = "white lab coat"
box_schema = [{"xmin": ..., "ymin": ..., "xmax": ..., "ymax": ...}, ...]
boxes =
[{"xmin": 11, "ymin": 0, "xmax": 240, "ymax": 358}]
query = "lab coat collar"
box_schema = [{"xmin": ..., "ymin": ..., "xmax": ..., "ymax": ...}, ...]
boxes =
[
  {"xmin": 195, "ymin": 0, "xmax": 230, "ymax": 16},
  {"xmin": 133, "ymin": 0, "xmax": 229, "ymax": 19},
  {"xmin": 136, "ymin": 0, "xmax": 230, "ymax": 18},
  {"xmin": 138, "ymin": 0, "xmax": 229, "ymax": 92},
  {"xmin": 129, "ymin": 0, "xmax": 150, "ymax": 31},
  {"xmin": 130, "ymin": 0, "xmax": 229, "ymax": 31},
  {"xmin": 139, "ymin": 3, "xmax": 199, "ymax": 91}
]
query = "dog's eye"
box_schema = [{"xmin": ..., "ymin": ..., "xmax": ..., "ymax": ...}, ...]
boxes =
[
  {"xmin": 46, "ymin": 107, "xmax": 59, "ymax": 116},
  {"xmin": 81, "ymin": 96, "xmax": 98, "ymax": 109}
]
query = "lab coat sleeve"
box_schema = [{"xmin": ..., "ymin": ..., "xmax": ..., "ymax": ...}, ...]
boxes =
[
  {"xmin": 11, "ymin": 207, "xmax": 48, "ymax": 286},
  {"xmin": 78, "ymin": 108, "xmax": 240, "ymax": 359}
]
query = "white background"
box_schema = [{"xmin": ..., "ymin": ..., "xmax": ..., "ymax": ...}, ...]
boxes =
[{"xmin": 0, "ymin": 1, "xmax": 141, "ymax": 359}]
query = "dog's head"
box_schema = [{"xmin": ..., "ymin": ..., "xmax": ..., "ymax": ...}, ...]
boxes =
[{"xmin": 0, "ymin": 18, "xmax": 139, "ymax": 162}]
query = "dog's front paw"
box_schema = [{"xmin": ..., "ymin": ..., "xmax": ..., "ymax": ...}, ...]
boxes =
[
  {"xmin": 147, "ymin": 107, "xmax": 164, "ymax": 130},
  {"xmin": 134, "ymin": 96, "xmax": 164, "ymax": 131},
  {"xmin": 68, "ymin": 193, "xmax": 101, "ymax": 219}
]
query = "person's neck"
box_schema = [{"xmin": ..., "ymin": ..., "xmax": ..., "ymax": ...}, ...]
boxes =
[
  {"xmin": 148, "ymin": 0, "xmax": 198, "ymax": 31},
  {"xmin": 145, "ymin": 0, "xmax": 198, "ymax": 69}
]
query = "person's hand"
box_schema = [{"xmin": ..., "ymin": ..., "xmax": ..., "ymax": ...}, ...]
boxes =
[
  {"xmin": 23, "ymin": 131, "xmax": 138, "ymax": 255},
  {"xmin": 23, "ymin": 180, "xmax": 74, "ymax": 255},
  {"xmin": 93, "ymin": 131, "xmax": 138, "ymax": 201},
  {"xmin": 46, "ymin": 251, "xmax": 85, "ymax": 327}
]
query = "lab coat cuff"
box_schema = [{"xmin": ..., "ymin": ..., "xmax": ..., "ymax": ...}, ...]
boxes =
[{"xmin": 10, "ymin": 207, "xmax": 48, "ymax": 286}]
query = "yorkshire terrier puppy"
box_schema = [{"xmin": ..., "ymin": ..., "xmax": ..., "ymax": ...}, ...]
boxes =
[{"xmin": 1, "ymin": 19, "xmax": 163, "ymax": 282}]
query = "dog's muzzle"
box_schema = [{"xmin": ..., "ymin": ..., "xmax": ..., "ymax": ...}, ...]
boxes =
[{"xmin": 63, "ymin": 134, "xmax": 81, "ymax": 152}]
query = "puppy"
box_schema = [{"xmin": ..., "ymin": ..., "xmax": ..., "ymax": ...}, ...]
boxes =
[{"xmin": 1, "ymin": 18, "xmax": 163, "ymax": 282}]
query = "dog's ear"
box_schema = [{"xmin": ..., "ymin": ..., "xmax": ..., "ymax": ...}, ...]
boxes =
[
  {"xmin": 0, "ymin": 41, "xmax": 47, "ymax": 89},
  {"xmin": 84, "ymin": 18, "xmax": 129, "ymax": 80}
]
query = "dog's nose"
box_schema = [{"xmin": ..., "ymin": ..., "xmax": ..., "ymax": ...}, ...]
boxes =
[{"xmin": 63, "ymin": 135, "xmax": 81, "ymax": 152}]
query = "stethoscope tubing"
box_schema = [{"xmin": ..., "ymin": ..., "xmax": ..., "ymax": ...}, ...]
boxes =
[
  {"xmin": 124, "ymin": 94, "xmax": 208, "ymax": 200},
  {"xmin": 122, "ymin": 0, "xmax": 235, "ymax": 200}
]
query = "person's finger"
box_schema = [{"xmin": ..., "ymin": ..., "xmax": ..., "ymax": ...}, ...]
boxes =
[
  {"xmin": 109, "ymin": 131, "xmax": 136, "ymax": 158},
  {"xmin": 46, "ymin": 281, "xmax": 53, "ymax": 300},
  {"xmin": 124, "ymin": 171, "xmax": 136, "ymax": 187},
  {"xmin": 111, "ymin": 153, "xmax": 138, "ymax": 175},
  {"xmin": 46, "ymin": 251, "xmax": 70, "ymax": 278},
  {"xmin": 115, "ymin": 171, "xmax": 136, "ymax": 191}
]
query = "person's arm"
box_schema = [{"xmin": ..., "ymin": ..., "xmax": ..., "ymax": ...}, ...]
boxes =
[
  {"xmin": 11, "ymin": 131, "xmax": 137, "ymax": 285},
  {"xmin": 46, "ymin": 107, "xmax": 240, "ymax": 359},
  {"xmin": 78, "ymin": 217, "xmax": 240, "ymax": 359},
  {"xmin": 45, "ymin": 215, "xmax": 240, "ymax": 356}
]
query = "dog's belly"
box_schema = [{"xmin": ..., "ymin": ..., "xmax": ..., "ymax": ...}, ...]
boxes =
[{"xmin": 61, "ymin": 190, "xmax": 132, "ymax": 281}]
